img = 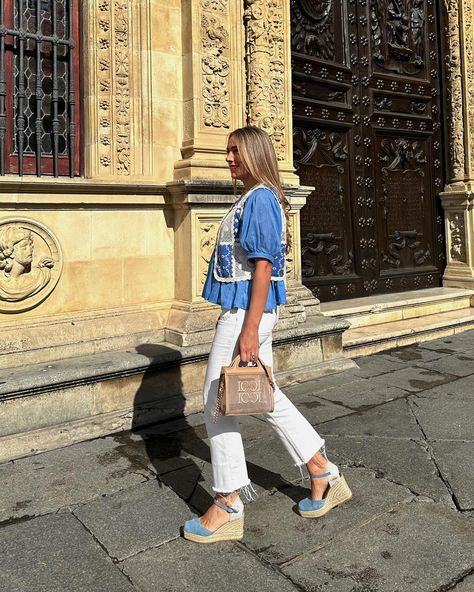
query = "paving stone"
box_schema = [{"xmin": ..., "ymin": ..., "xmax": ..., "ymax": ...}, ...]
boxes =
[
  {"xmin": 409, "ymin": 396, "xmax": 474, "ymax": 440},
  {"xmin": 382, "ymin": 344, "xmax": 453, "ymax": 363},
  {"xmin": 318, "ymin": 399, "xmax": 422, "ymax": 439},
  {"xmin": 0, "ymin": 512, "xmax": 134, "ymax": 592},
  {"xmin": 305, "ymin": 377, "xmax": 408, "ymax": 411},
  {"xmin": 420, "ymin": 331, "xmax": 474, "ymax": 353},
  {"xmin": 370, "ymin": 365, "xmax": 453, "ymax": 392},
  {"xmin": 284, "ymin": 370, "xmax": 359, "ymax": 397},
  {"xmin": 282, "ymin": 502, "xmax": 474, "ymax": 592},
  {"xmin": 414, "ymin": 351, "xmax": 474, "ymax": 378},
  {"xmin": 411, "ymin": 374, "xmax": 474, "ymax": 401},
  {"xmin": 288, "ymin": 394, "xmax": 356, "ymax": 424},
  {"xmin": 452, "ymin": 574, "xmax": 474, "ymax": 591},
  {"xmin": 122, "ymin": 537, "xmax": 299, "ymax": 592},
  {"xmin": 242, "ymin": 467, "xmax": 413, "ymax": 565},
  {"xmin": 323, "ymin": 435, "xmax": 452, "ymax": 504},
  {"xmin": 350, "ymin": 353, "xmax": 410, "ymax": 378},
  {"xmin": 432, "ymin": 441, "xmax": 474, "ymax": 510},
  {"xmin": 74, "ymin": 479, "xmax": 193, "ymax": 561},
  {"xmin": 0, "ymin": 438, "xmax": 153, "ymax": 522}
]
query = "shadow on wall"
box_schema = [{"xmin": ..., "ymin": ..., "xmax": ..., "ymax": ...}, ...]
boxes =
[{"xmin": 130, "ymin": 343, "xmax": 308, "ymax": 516}]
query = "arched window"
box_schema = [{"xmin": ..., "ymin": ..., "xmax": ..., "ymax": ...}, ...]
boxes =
[{"xmin": 0, "ymin": 0, "xmax": 80, "ymax": 177}]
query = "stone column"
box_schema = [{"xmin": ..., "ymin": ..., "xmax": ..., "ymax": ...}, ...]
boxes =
[
  {"xmin": 174, "ymin": 0, "xmax": 246, "ymax": 181},
  {"xmin": 83, "ymin": 0, "xmax": 154, "ymax": 179},
  {"xmin": 441, "ymin": 0, "xmax": 474, "ymax": 289},
  {"xmin": 243, "ymin": 0, "xmax": 299, "ymax": 186}
]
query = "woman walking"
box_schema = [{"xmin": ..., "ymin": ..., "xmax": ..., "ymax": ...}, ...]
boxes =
[{"xmin": 183, "ymin": 126, "xmax": 352, "ymax": 543}]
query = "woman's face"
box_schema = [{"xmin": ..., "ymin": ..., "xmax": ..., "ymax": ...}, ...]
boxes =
[{"xmin": 225, "ymin": 137, "xmax": 247, "ymax": 181}]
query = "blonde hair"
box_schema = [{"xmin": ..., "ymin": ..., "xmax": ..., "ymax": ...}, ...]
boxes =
[{"xmin": 228, "ymin": 126, "xmax": 292, "ymax": 251}]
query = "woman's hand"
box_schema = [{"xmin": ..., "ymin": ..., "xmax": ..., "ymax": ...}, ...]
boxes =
[{"xmin": 239, "ymin": 323, "xmax": 259, "ymax": 363}]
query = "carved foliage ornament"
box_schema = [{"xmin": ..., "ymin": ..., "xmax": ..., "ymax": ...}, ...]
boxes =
[
  {"xmin": 96, "ymin": 0, "xmax": 131, "ymax": 175},
  {"xmin": 290, "ymin": 0, "xmax": 334, "ymax": 60},
  {"xmin": 449, "ymin": 213, "xmax": 466, "ymax": 263},
  {"xmin": 201, "ymin": 2, "xmax": 230, "ymax": 129},
  {"xmin": 244, "ymin": 0, "xmax": 286, "ymax": 159},
  {"xmin": 199, "ymin": 220, "xmax": 219, "ymax": 288},
  {"xmin": 0, "ymin": 219, "xmax": 62, "ymax": 312},
  {"xmin": 443, "ymin": 0, "xmax": 465, "ymax": 180}
]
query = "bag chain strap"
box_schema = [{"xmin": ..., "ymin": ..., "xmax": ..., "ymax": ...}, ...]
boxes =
[{"xmin": 213, "ymin": 375, "xmax": 225, "ymax": 423}]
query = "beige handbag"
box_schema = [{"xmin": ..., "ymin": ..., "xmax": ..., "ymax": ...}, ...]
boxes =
[{"xmin": 213, "ymin": 355, "xmax": 275, "ymax": 422}]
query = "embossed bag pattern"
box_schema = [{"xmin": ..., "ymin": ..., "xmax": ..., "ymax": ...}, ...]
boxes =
[{"xmin": 213, "ymin": 355, "xmax": 275, "ymax": 421}]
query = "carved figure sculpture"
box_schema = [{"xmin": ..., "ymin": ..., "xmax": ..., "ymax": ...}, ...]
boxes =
[{"xmin": 0, "ymin": 225, "xmax": 53, "ymax": 302}]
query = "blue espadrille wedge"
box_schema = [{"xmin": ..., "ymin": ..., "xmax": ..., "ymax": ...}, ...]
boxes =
[
  {"xmin": 298, "ymin": 461, "xmax": 352, "ymax": 518},
  {"xmin": 183, "ymin": 497, "xmax": 244, "ymax": 543}
]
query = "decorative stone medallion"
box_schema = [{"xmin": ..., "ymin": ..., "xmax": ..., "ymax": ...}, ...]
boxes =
[{"xmin": 0, "ymin": 219, "xmax": 63, "ymax": 312}]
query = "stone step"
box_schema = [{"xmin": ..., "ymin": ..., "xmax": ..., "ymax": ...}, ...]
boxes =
[
  {"xmin": 320, "ymin": 287, "xmax": 474, "ymax": 330},
  {"xmin": 343, "ymin": 308, "xmax": 474, "ymax": 357},
  {"xmin": 0, "ymin": 314, "xmax": 355, "ymax": 463}
]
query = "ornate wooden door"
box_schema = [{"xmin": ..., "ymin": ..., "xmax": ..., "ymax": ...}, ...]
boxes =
[{"xmin": 291, "ymin": 0, "xmax": 445, "ymax": 302}]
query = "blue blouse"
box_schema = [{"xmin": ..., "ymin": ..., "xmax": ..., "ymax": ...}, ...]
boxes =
[{"xmin": 202, "ymin": 187, "xmax": 287, "ymax": 311}]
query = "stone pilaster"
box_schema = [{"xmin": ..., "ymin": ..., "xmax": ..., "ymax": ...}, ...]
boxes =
[
  {"xmin": 243, "ymin": 0, "xmax": 299, "ymax": 185},
  {"xmin": 441, "ymin": 0, "xmax": 474, "ymax": 289},
  {"xmin": 174, "ymin": 0, "xmax": 246, "ymax": 181},
  {"xmin": 83, "ymin": 0, "xmax": 153, "ymax": 179}
]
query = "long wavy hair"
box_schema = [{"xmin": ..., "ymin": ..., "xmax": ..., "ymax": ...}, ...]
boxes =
[{"xmin": 228, "ymin": 126, "xmax": 292, "ymax": 251}]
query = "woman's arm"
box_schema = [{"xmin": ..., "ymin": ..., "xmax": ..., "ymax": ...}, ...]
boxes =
[{"xmin": 239, "ymin": 258, "xmax": 272, "ymax": 362}]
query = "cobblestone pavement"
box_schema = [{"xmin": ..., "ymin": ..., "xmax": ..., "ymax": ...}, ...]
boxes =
[{"xmin": 1, "ymin": 331, "xmax": 474, "ymax": 592}]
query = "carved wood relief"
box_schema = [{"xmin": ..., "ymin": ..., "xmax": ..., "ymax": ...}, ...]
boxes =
[{"xmin": 291, "ymin": 0, "xmax": 445, "ymax": 301}]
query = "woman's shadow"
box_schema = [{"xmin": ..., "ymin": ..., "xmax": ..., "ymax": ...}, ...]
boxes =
[{"xmin": 131, "ymin": 343, "xmax": 307, "ymax": 516}]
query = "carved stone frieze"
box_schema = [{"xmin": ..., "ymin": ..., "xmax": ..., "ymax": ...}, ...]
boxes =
[
  {"xmin": 201, "ymin": 5, "xmax": 231, "ymax": 129},
  {"xmin": 198, "ymin": 219, "xmax": 219, "ymax": 290},
  {"xmin": 95, "ymin": 0, "xmax": 131, "ymax": 176},
  {"xmin": 114, "ymin": 0, "xmax": 132, "ymax": 175},
  {"xmin": 444, "ymin": 0, "xmax": 465, "ymax": 181},
  {"xmin": 448, "ymin": 213, "xmax": 467, "ymax": 263},
  {"xmin": 244, "ymin": 0, "xmax": 286, "ymax": 159},
  {"xmin": 0, "ymin": 219, "xmax": 62, "ymax": 312}
]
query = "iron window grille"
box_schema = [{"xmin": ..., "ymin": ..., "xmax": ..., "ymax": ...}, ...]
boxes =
[{"xmin": 0, "ymin": 0, "xmax": 80, "ymax": 177}]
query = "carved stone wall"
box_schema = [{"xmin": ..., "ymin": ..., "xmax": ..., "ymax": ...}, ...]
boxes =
[
  {"xmin": 174, "ymin": 0, "xmax": 245, "ymax": 180},
  {"xmin": 83, "ymin": 0, "xmax": 154, "ymax": 179},
  {"xmin": 0, "ymin": 219, "xmax": 63, "ymax": 312},
  {"xmin": 244, "ymin": 0, "xmax": 299, "ymax": 185},
  {"xmin": 441, "ymin": 0, "xmax": 474, "ymax": 288}
]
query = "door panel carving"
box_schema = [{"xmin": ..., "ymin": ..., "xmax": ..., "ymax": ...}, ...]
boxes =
[{"xmin": 291, "ymin": 0, "xmax": 445, "ymax": 301}]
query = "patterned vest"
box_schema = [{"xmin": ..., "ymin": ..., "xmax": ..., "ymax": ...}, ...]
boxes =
[{"xmin": 213, "ymin": 184, "xmax": 286, "ymax": 283}]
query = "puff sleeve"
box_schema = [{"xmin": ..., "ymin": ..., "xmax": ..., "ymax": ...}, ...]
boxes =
[{"xmin": 239, "ymin": 188, "xmax": 282, "ymax": 264}]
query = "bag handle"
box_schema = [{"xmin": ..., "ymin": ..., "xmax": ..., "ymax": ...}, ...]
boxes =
[{"xmin": 229, "ymin": 355, "xmax": 275, "ymax": 390}]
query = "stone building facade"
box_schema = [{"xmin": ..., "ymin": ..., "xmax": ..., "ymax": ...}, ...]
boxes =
[{"xmin": 0, "ymin": 0, "xmax": 473, "ymax": 460}]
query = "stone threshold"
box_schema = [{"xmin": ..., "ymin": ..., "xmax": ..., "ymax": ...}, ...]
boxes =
[
  {"xmin": 344, "ymin": 308, "xmax": 474, "ymax": 356},
  {"xmin": 321, "ymin": 287, "xmax": 474, "ymax": 317}
]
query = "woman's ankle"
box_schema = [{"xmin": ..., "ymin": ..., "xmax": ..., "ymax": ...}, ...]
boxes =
[{"xmin": 306, "ymin": 451, "xmax": 328, "ymax": 474}]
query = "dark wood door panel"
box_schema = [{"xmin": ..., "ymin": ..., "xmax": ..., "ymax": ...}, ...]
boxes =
[{"xmin": 291, "ymin": 0, "xmax": 445, "ymax": 301}]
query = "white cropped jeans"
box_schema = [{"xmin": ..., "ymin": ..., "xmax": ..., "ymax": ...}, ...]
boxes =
[{"xmin": 203, "ymin": 307, "xmax": 325, "ymax": 495}]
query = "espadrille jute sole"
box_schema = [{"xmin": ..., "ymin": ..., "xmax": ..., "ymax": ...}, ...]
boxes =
[
  {"xmin": 183, "ymin": 517, "xmax": 244, "ymax": 543},
  {"xmin": 299, "ymin": 475, "xmax": 352, "ymax": 519}
]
